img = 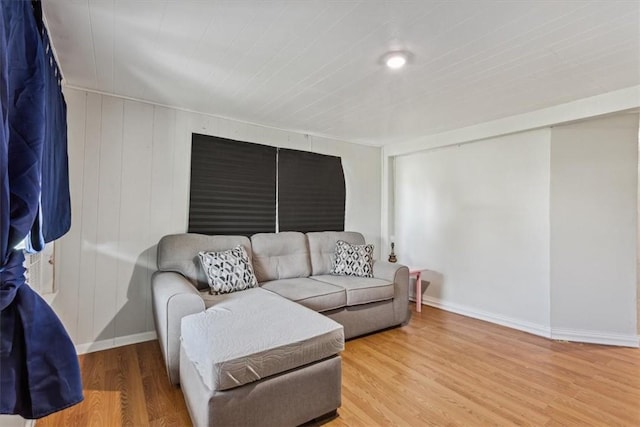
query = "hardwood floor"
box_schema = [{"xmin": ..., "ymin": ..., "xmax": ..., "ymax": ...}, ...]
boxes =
[
  {"xmin": 38, "ymin": 306, "xmax": 640, "ymax": 426},
  {"xmin": 37, "ymin": 338, "xmax": 191, "ymax": 427}
]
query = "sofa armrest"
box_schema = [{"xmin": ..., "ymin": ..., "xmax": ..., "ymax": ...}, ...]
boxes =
[
  {"xmin": 151, "ymin": 271, "xmax": 205, "ymax": 385},
  {"xmin": 373, "ymin": 261, "xmax": 410, "ymax": 325}
]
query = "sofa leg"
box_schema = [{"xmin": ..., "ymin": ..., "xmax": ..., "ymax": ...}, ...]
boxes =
[{"xmin": 300, "ymin": 409, "xmax": 339, "ymax": 426}]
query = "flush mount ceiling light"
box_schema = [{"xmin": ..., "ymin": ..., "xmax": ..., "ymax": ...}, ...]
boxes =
[{"xmin": 383, "ymin": 51, "xmax": 410, "ymax": 70}]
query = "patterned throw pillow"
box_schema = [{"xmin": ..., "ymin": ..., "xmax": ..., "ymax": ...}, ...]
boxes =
[
  {"xmin": 330, "ymin": 240, "xmax": 374, "ymax": 278},
  {"xmin": 198, "ymin": 245, "xmax": 258, "ymax": 295}
]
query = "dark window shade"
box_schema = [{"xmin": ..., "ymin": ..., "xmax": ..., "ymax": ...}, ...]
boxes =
[
  {"xmin": 189, "ymin": 134, "xmax": 276, "ymax": 236},
  {"xmin": 278, "ymin": 148, "xmax": 345, "ymax": 232}
]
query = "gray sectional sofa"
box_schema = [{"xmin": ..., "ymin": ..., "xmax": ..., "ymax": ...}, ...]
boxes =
[{"xmin": 151, "ymin": 230, "xmax": 410, "ymax": 426}]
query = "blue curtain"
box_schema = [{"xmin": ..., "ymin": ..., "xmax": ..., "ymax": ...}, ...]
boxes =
[
  {"xmin": 26, "ymin": 13, "xmax": 71, "ymax": 251},
  {"xmin": 40, "ymin": 28, "xmax": 71, "ymax": 244},
  {"xmin": 0, "ymin": 0, "xmax": 82, "ymax": 419}
]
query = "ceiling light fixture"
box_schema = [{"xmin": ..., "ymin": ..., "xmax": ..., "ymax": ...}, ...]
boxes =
[{"xmin": 384, "ymin": 51, "xmax": 409, "ymax": 70}]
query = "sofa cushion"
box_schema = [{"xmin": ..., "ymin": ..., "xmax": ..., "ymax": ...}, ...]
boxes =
[
  {"xmin": 306, "ymin": 231, "xmax": 366, "ymax": 276},
  {"xmin": 157, "ymin": 233, "xmax": 252, "ymax": 290},
  {"xmin": 181, "ymin": 288, "xmax": 344, "ymax": 392},
  {"xmin": 251, "ymin": 232, "xmax": 311, "ymax": 282},
  {"xmin": 198, "ymin": 245, "xmax": 258, "ymax": 294},
  {"xmin": 260, "ymin": 278, "xmax": 346, "ymax": 312},
  {"xmin": 311, "ymin": 275, "xmax": 394, "ymax": 306}
]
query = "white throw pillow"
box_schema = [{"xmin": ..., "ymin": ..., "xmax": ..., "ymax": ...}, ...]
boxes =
[
  {"xmin": 198, "ymin": 245, "xmax": 258, "ymax": 294},
  {"xmin": 330, "ymin": 240, "xmax": 374, "ymax": 278}
]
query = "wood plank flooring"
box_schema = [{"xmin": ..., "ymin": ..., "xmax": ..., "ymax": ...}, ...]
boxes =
[{"xmin": 37, "ymin": 306, "xmax": 640, "ymax": 426}]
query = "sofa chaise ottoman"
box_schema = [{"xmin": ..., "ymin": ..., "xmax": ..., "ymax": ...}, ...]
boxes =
[{"xmin": 180, "ymin": 288, "xmax": 343, "ymax": 427}]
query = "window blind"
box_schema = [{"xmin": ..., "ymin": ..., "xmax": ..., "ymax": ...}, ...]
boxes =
[
  {"xmin": 188, "ymin": 134, "xmax": 276, "ymax": 236},
  {"xmin": 278, "ymin": 148, "xmax": 345, "ymax": 232}
]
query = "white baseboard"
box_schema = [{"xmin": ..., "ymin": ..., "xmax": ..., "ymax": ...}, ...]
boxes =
[
  {"xmin": 0, "ymin": 415, "xmax": 34, "ymax": 427},
  {"xmin": 421, "ymin": 296, "xmax": 551, "ymax": 338},
  {"xmin": 75, "ymin": 331, "xmax": 157, "ymax": 355},
  {"xmin": 420, "ymin": 296, "xmax": 640, "ymax": 347},
  {"xmin": 551, "ymin": 328, "xmax": 640, "ymax": 348}
]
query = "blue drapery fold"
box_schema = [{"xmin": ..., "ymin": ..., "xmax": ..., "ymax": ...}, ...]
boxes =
[
  {"xmin": 0, "ymin": 0, "xmax": 83, "ymax": 419},
  {"xmin": 40, "ymin": 28, "xmax": 71, "ymax": 244},
  {"xmin": 27, "ymin": 6, "xmax": 71, "ymax": 250}
]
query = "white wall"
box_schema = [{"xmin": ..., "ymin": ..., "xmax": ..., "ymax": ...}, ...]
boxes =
[
  {"xmin": 394, "ymin": 130, "xmax": 551, "ymax": 334},
  {"xmin": 54, "ymin": 87, "xmax": 381, "ymax": 352},
  {"xmin": 392, "ymin": 113, "xmax": 640, "ymax": 346},
  {"xmin": 550, "ymin": 114, "xmax": 639, "ymax": 344}
]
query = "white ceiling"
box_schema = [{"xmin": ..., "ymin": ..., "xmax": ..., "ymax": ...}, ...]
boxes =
[{"xmin": 43, "ymin": 1, "xmax": 640, "ymax": 146}]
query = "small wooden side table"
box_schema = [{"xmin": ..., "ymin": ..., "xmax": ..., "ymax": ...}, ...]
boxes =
[{"xmin": 408, "ymin": 267, "xmax": 427, "ymax": 312}]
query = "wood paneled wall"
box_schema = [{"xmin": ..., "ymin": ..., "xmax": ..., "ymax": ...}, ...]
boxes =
[{"xmin": 54, "ymin": 88, "xmax": 382, "ymax": 352}]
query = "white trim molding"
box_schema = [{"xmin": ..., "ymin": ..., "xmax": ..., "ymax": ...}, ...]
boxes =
[
  {"xmin": 385, "ymin": 85, "xmax": 640, "ymax": 157},
  {"xmin": 75, "ymin": 331, "xmax": 157, "ymax": 355},
  {"xmin": 550, "ymin": 328, "xmax": 640, "ymax": 348},
  {"xmin": 63, "ymin": 84, "xmax": 379, "ymax": 148},
  {"xmin": 422, "ymin": 296, "xmax": 640, "ymax": 348},
  {"xmin": 421, "ymin": 296, "xmax": 551, "ymax": 339}
]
